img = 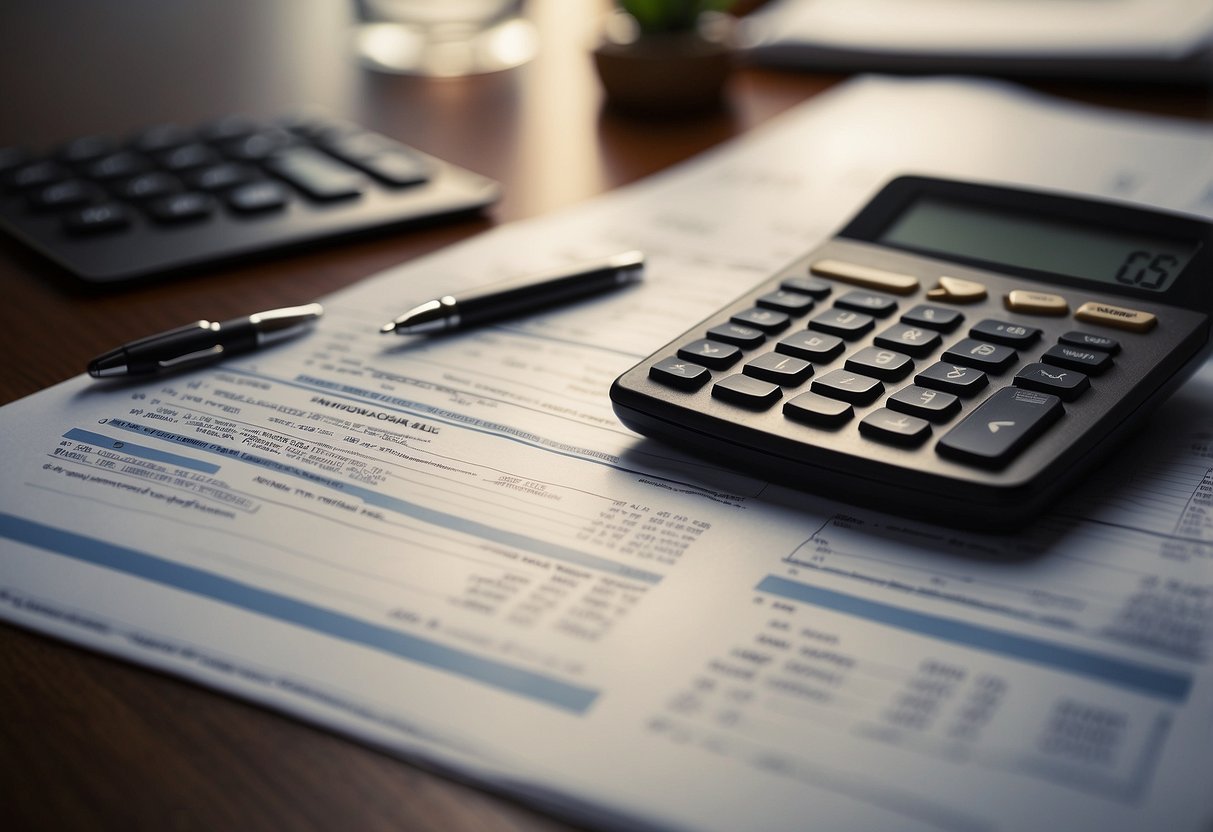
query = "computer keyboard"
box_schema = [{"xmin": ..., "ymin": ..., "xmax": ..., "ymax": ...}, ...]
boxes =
[{"xmin": 0, "ymin": 113, "xmax": 500, "ymax": 283}]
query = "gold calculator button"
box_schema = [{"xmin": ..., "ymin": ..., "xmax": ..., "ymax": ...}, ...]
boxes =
[
  {"xmin": 810, "ymin": 259, "xmax": 919, "ymax": 294},
  {"xmin": 1005, "ymin": 290, "xmax": 1069, "ymax": 316},
  {"xmin": 925, "ymin": 276, "xmax": 987, "ymax": 303},
  {"xmin": 1075, "ymin": 301, "xmax": 1157, "ymax": 332}
]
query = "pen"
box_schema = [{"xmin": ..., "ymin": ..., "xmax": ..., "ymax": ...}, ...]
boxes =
[
  {"xmin": 379, "ymin": 250, "xmax": 645, "ymax": 335},
  {"xmin": 87, "ymin": 303, "xmax": 324, "ymax": 378}
]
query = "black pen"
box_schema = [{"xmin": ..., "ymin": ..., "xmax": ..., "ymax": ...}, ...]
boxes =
[
  {"xmin": 87, "ymin": 303, "xmax": 324, "ymax": 378},
  {"xmin": 379, "ymin": 250, "xmax": 645, "ymax": 335}
]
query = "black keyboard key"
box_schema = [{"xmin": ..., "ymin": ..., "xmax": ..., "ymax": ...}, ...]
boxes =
[
  {"xmin": 223, "ymin": 128, "xmax": 299, "ymax": 161},
  {"xmin": 160, "ymin": 143, "xmax": 221, "ymax": 171},
  {"xmin": 915, "ymin": 362, "xmax": 988, "ymax": 397},
  {"xmin": 887, "ymin": 385, "xmax": 960, "ymax": 422},
  {"xmin": 834, "ymin": 289, "xmax": 898, "ymax": 317},
  {"xmin": 1041, "ymin": 343, "xmax": 1114, "ymax": 374},
  {"xmin": 28, "ymin": 179, "xmax": 100, "ymax": 211},
  {"xmin": 649, "ymin": 356, "xmax": 710, "ymax": 391},
  {"xmin": 874, "ymin": 322, "xmax": 941, "ymax": 357},
  {"xmin": 87, "ymin": 151, "xmax": 151, "ymax": 180},
  {"xmin": 62, "ymin": 202, "xmax": 131, "ymax": 234},
  {"xmin": 783, "ymin": 391, "xmax": 853, "ymax": 426},
  {"xmin": 942, "ymin": 338, "xmax": 1017, "ymax": 373},
  {"xmin": 776, "ymin": 330, "xmax": 844, "ymax": 362},
  {"xmin": 266, "ymin": 147, "xmax": 365, "ymax": 201},
  {"xmin": 810, "ymin": 369, "xmax": 883, "ymax": 405},
  {"xmin": 707, "ymin": 322, "xmax": 765, "ymax": 348},
  {"xmin": 969, "ymin": 319, "xmax": 1040, "ymax": 348},
  {"xmin": 0, "ymin": 147, "xmax": 30, "ymax": 174},
  {"xmin": 199, "ymin": 114, "xmax": 258, "ymax": 142},
  {"xmin": 731, "ymin": 307, "xmax": 790, "ymax": 333},
  {"xmin": 355, "ymin": 151, "xmax": 430, "ymax": 187},
  {"xmin": 678, "ymin": 338, "xmax": 741, "ymax": 369},
  {"xmin": 226, "ymin": 181, "xmax": 290, "ymax": 213},
  {"xmin": 937, "ymin": 387, "xmax": 1063, "ymax": 468},
  {"xmin": 809, "ymin": 307, "xmax": 874, "ymax": 339},
  {"xmin": 1059, "ymin": 330, "xmax": 1120, "ymax": 354},
  {"xmin": 900, "ymin": 303, "xmax": 962, "ymax": 332},
  {"xmin": 744, "ymin": 352, "xmax": 813, "ymax": 385},
  {"xmin": 845, "ymin": 346, "xmax": 913, "ymax": 381},
  {"xmin": 859, "ymin": 408, "xmax": 931, "ymax": 446},
  {"xmin": 1014, "ymin": 362, "xmax": 1090, "ymax": 401},
  {"xmin": 119, "ymin": 172, "xmax": 183, "ymax": 201},
  {"xmin": 757, "ymin": 290, "xmax": 815, "ymax": 315},
  {"xmin": 147, "ymin": 192, "xmax": 214, "ymax": 223},
  {"xmin": 713, "ymin": 374, "xmax": 781, "ymax": 408}
]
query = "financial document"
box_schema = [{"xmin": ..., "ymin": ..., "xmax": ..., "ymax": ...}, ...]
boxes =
[{"xmin": 3, "ymin": 76, "xmax": 1212, "ymax": 831}]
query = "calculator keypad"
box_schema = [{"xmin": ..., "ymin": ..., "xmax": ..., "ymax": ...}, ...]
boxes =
[{"xmin": 629, "ymin": 255, "xmax": 1152, "ymax": 477}]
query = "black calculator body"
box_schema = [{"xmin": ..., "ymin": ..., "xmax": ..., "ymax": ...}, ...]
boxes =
[{"xmin": 610, "ymin": 176, "xmax": 1213, "ymax": 528}]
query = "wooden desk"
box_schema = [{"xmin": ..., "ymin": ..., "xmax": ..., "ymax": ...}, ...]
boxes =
[{"xmin": 1, "ymin": 2, "xmax": 1208, "ymax": 829}]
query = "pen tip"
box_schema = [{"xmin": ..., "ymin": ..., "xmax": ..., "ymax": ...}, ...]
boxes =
[{"xmin": 379, "ymin": 321, "xmax": 397, "ymax": 334}]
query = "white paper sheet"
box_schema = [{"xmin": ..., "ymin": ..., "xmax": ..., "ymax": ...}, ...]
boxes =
[{"xmin": 3, "ymin": 76, "xmax": 1212, "ymax": 831}]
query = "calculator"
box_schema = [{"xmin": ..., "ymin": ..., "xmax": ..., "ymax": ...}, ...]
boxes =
[
  {"xmin": 0, "ymin": 113, "xmax": 499, "ymax": 283},
  {"xmin": 610, "ymin": 176, "xmax": 1213, "ymax": 528}
]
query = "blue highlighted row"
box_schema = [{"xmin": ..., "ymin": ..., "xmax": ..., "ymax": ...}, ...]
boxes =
[
  {"xmin": 66, "ymin": 428, "xmax": 220, "ymax": 474},
  {"xmin": 1, "ymin": 513, "xmax": 599, "ymax": 713},
  {"xmin": 757, "ymin": 575, "xmax": 1191, "ymax": 702}
]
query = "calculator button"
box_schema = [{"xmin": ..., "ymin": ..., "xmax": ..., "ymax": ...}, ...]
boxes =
[
  {"xmin": 874, "ymin": 323, "xmax": 942, "ymax": 357},
  {"xmin": 969, "ymin": 319, "xmax": 1040, "ymax": 348},
  {"xmin": 744, "ymin": 352, "xmax": 813, "ymax": 385},
  {"xmin": 354, "ymin": 150, "xmax": 431, "ymax": 187},
  {"xmin": 649, "ymin": 356, "xmax": 711, "ymax": 391},
  {"xmin": 780, "ymin": 276, "xmax": 832, "ymax": 298},
  {"xmin": 226, "ymin": 181, "xmax": 291, "ymax": 214},
  {"xmin": 1005, "ymin": 289, "xmax": 1068, "ymax": 316},
  {"xmin": 784, "ymin": 392, "xmax": 853, "ymax": 426},
  {"xmin": 130, "ymin": 124, "xmax": 191, "ymax": 154},
  {"xmin": 776, "ymin": 331, "xmax": 844, "ymax": 362},
  {"xmin": 887, "ymin": 385, "xmax": 960, "ymax": 422},
  {"xmin": 61, "ymin": 202, "xmax": 131, "ymax": 234},
  {"xmin": 198, "ymin": 114, "xmax": 258, "ymax": 142},
  {"xmin": 147, "ymin": 192, "xmax": 214, "ymax": 223},
  {"xmin": 845, "ymin": 346, "xmax": 913, "ymax": 381},
  {"xmin": 1059, "ymin": 330, "xmax": 1120, "ymax": 354},
  {"xmin": 28, "ymin": 179, "xmax": 100, "ymax": 211},
  {"xmin": 707, "ymin": 322, "xmax": 765, "ymax": 348},
  {"xmin": 811, "ymin": 369, "xmax": 883, "ymax": 405},
  {"xmin": 223, "ymin": 128, "xmax": 300, "ymax": 161},
  {"xmin": 190, "ymin": 162, "xmax": 260, "ymax": 192},
  {"xmin": 900, "ymin": 304, "xmax": 962, "ymax": 332},
  {"xmin": 809, "ymin": 307, "xmax": 875, "ymax": 339},
  {"xmin": 160, "ymin": 143, "xmax": 221, "ymax": 171},
  {"xmin": 859, "ymin": 408, "xmax": 932, "ymax": 447},
  {"xmin": 937, "ymin": 387, "xmax": 1063, "ymax": 468},
  {"xmin": 59, "ymin": 135, "xmax": 118, "ymax": 164},
  {"xmin": 1013, "ymin": 363, "xmax": 1090, "ymax": 401},
  {"xmin": 1074, "ymin": 301, "xmax": 1157, "ymax": 333},
  {"xmin": 942, "ymin": 339, "xmax": 1017, "ymax": 373},
  {"xmin": 713, "ymin": 374, "xmax": 782, "ymax": 408},
  {"xmin": 1041, "ymin": 344, "xmax": 1114, "ymax": 374},
  {"xmin": 87, "ymin": 151, "xmax": 151, "ymax": 180},
  {"xmin": 926, "ymin": 276, "xmax": 987, "ymax": 303},
  {"xmin": 757, "ymin": 290, "xmax": 816, "ymax": 315},
  {"xmin": 266, "ymin": 147, "xmax": 366, "ymax": 201},
  {"xmin": 0, "ymin": 147, "xmax": 29, "ymax": 175},
  {"xmin": 732, "ymin": 307, "xmax": 791, "ymax": 333},
  {"xmin": 834, "ymin": 289, "xmax": 898, "ymax": 317},
  {"xmin": 7, "ymin": 160, "xmax": 68, "ymax": 190},
  {"xmin": 810, "ymin": 259, "xmax": 919, "ymax": 294},
  {"xmin": 678, "ymin": 339, "xmax": 741, "ymax": 369},
  {"xmin": 118, "ymin": 172, "xmax": 183, "ymax": 201},
  {"xmin": 915, "ymin": 362, "xmax": 988, "ymax": 397}
]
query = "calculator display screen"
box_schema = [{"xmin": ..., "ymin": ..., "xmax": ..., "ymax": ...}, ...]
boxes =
[{"xmin": 879, "ymin": 196, "xmax": 1199, "ymax": 292}]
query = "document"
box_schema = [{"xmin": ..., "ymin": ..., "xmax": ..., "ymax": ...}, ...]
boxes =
[{"xmin": 3, "ymin": 76, "xmax": 1212, "ymax": 831}]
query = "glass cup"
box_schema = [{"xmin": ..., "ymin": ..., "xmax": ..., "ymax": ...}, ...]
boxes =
[{"xmin": 354, "ymin": 0, "xmax": 537, "ymax": 76}]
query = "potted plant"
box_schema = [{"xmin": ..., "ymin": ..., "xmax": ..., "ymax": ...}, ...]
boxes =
[{"xmin": 593, "ymin": 0, "xmax": 738, "ymax": 115}]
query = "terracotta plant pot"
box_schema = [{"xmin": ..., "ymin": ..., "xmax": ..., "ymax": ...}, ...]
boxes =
[{"xmin": 593, "ymin": 15, "xmax": 735, "ymax": 115}]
